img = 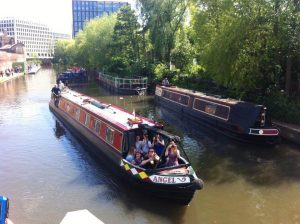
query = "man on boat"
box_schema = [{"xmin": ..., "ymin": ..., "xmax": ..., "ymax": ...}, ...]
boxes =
[
  {"xmin": 51, "ymin": 84, "xmax": 61, "ymax": 107},
  {"xmin": 162, "ymin": 78, "xmax": 169, "ymax": 86}
]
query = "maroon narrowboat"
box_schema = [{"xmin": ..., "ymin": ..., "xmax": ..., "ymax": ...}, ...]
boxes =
[
  {"xmin": 155, "ymin": 85, "xmax": 280, "ymax": 145},
  {"xmin": 49, "ymin": 89, "xmax": 203, "ymax": 205}
]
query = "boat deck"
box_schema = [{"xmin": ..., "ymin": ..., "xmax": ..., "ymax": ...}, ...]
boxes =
[{"xmin": 61, "ymin": 89, "xmax": 156, "ymax": 130}]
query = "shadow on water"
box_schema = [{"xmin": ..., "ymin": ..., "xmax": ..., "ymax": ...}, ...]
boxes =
[
  {"xmin": 51, "ymin": 117, "xmax": 188, "ymax": 223},
  {"xmin": 156, "ymin": 107, "xmax": 300, "ymax": 187}
]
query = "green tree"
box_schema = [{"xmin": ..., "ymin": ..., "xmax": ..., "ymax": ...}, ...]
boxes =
[
  {"xmin": 137, "ymin": 0, "xmax": 188, "ymax": 64},
  {"xmin": 110, "ymin": 6, "xmax": 141, "ymax": 76},
  {"xmin": 190, "ymin": 0, "xmax": 300, "ymax": 98}
]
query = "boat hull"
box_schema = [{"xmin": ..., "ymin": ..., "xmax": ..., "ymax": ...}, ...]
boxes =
[{"xmin": 49, "ymin": 100, "xmax": 201, "ymax": 204}]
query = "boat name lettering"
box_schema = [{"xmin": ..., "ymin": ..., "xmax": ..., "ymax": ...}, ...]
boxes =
[{"xmin": 150, "ymin": 175, "xmax": 190, "ymax": 184}]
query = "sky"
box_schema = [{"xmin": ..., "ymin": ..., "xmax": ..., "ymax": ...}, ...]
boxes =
[{"xmin": 1, "ymin": 0, "xmax": 134, "ymax": 36}]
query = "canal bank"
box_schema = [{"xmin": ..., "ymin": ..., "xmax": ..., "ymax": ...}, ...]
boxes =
[
  {"xmin": 0, "ymin": 72, "xmax": 25, "ymax": 84},
  {"xmin": 274, "ymin": 120, "xmax": 300, "ymax": 146}
]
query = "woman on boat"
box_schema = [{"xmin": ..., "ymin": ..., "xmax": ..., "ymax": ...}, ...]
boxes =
[
  {"xmin": 164, "ymin": 141, "xmax": 180, "ymax": 167},
  {"xmin": 131, "ymin": 151, "xmax": 144, "ymax": 166},
  {"xmin": 125, "ymin": 146, "xmax": 135, "ymax": 163}
]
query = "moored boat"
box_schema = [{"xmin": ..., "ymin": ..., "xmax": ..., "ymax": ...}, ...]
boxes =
[
  {"xmin": 27, "ymin": 64, "xmax": 41, "ymax": 74},
  {"xmin": 49, "ymin": 88, "xmax": 203, "ymax": 205},
  {"xmin": 57, "ymin": 67, "xmax": 88, "ymax": 85},
  {"xmin": 155, "ymin": 85, "xmax": 280, "ymax": 145},
  {"xmin": 97, "ymin": 73, "xmax": 148, "ymax": 95}
]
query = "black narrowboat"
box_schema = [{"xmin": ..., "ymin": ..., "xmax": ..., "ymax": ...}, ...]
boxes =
[
  {"xmin": 49, "ymin": 89, "xmax": 203, "ymax": 205},
  {"xmin": 57, "ymin": 67, "xmax": 88, "ymax": 84},
  {"xmin": 155, "ymin": 85, "xmax": 280, "ymax": 145}
]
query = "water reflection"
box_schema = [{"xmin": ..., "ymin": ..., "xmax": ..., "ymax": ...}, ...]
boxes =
[
  {"xmin": 1, "ymin": 69, "xmax": 300, "ymax": 224},
  {"xmin": 54, "ymin": 120, "xmax": 65, "ymax": 139}
]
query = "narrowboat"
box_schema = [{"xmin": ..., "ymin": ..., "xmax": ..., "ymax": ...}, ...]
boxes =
[
  {"xmin": 49, "ymin": 89, "xmax": 203, "ymax": 205},
  {"xmin": 155, "ymin": 85, "xmax": 280, "ymax": 145},
  {"xmin": 97, "ymin": 73, "xmax": 148, "ymax": 95},
  {"xmin": 57, "ymin": 67, "xmax": 88, "ymax": 84}
]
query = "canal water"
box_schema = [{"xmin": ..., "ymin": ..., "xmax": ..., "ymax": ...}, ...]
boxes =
[{"xmin": 0, "ymin": 69, "xmax": 300, "ymax": 224}]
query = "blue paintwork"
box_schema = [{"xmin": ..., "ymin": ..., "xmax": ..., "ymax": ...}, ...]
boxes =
[{"xmin": 0, "ymin": 196, "xmax": 9, "ymax": 224}]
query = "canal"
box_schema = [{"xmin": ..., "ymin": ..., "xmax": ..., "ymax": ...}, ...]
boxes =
[{"xmin": 0, "ymin": 69, "xmax": 300, "ymax": 224}]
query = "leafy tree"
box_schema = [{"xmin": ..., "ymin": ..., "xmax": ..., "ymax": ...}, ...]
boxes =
[
  {"xmin": 137, "ymin": 0, "xmax": 188, "ymax": 64},
  {"xmin": 190, "ymin": 0, "xmax": 300, "ymax": 98},
  {"xmin": 82, "ymin": 15, "xmax": 117, "ymax": 69},
  {"xmin": 110, "ymin": 6, "xmax": 141, "ymax": 76}
]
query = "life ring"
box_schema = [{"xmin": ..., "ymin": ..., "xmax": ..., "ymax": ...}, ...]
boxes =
[{"xmin": 128, "ymin": 117, "xmax": 143, "ymax": 124}]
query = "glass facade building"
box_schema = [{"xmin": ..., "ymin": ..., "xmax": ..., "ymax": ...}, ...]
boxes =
[{"xmin": 72, "ymin": 0, "xmax": 129, "ymax": 37}]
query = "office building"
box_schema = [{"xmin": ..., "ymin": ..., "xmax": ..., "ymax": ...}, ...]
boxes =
[
  {"xmin": 53, "ymin": 32, "xmax": 72, "ymax": 42},
  {"xmin": 72, "ymin": 0, "xmax": 129, "ymax": 37},
  {"xmin": 0, "ymin": 18, "xmax": 70, "ymax": 59}
]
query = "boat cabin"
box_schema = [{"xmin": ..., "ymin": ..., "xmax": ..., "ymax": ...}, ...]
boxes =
[{"xmin": 56, "ymin": 89, "xmax": 190, "ymax": 171}]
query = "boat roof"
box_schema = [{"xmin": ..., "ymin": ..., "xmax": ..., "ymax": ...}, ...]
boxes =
[
  {"xmin": 61, "ymin": 89, "xmax": 158, "ymax": 131},
  {"xmin": 161, "ymin": 86, "xmax": 263, "ymax": 106}
]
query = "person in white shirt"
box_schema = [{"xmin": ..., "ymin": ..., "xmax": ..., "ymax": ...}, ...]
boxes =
[
  {"xmin": 141, "ymin": 134, "xmax": 151, "ymax": 155},
  {"xmin": 58, "ymin": 80, "xmax": 65, "ymax": 91},
  {"xmin": 135, "ymin": 135, "xmax": 143, "ymax": 153}
]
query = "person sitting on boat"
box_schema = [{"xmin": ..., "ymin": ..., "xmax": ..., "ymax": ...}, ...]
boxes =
[
  {"xmin": 51, "ymin": 84, "xmax": 61, "ymax": 107},
  {"xmin": 151, "ymin": 133, "xmax": 165, "ymax": 156},
  {"xmin": 131, "ymin": 151, "xmax": 144, "ymax": 166},
  {"xmin": 164, "ymin": 141, "xmax": 180, "ymax": 167},
  {"xmin": 125, "ymin": 146, "xmax": 136, "ymax": 163},
  {"xmin": 162, "ymin": 78, "xmax": 169, "ymax": 86},
  {"xmin": 135, "ymin": 135, "xmax": 143, "ymax": 153},
  {"xmin": 58, "ymin": 80, "xmax": 65, "ymax": 91},
  {"xmin": 141, "ymin": 134, "xmax": 151, "ymax": 155},
  {"xmin": 140, "ymin": 148, "xmax": 160, "ymax": 169}
]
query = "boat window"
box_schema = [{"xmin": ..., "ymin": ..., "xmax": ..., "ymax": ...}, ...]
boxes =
[
  {"xmin": 66, "ymin": 104, "xmax": 70, "ymax": 112},
  {"xmin": 162, "ymin": 90, "xmax": 189, "ymax": 106},
  {"xmin": 75, "ymin": 108, "xmax": 80, "ymax": 120},
  {"xmin": 85, "ymin": 114, "xmax": 90, "ymax": 127},
  {"xmin": 94, "ymin": 120, "xmax": 100, "ymax": 133},
  {"xmin": 105, "ymin": 127, "xmax": 114, "ymax": 144},
  {"xmin": 193, "ymin": 98, "xmax": 230, "ymax": 120}
]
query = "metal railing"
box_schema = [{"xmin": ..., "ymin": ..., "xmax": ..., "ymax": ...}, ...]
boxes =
[{"xmin": 98, "ymin": 73, "xmax": 148, "ymax": 89}]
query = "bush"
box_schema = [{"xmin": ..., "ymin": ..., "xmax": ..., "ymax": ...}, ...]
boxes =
[
  {"xmin": 265, "ymin": 91, "xmax": 300, "ymax": 125},
  {"xmin": 153, "ymin": 63, "xmax": 169, "ymax": 81}
]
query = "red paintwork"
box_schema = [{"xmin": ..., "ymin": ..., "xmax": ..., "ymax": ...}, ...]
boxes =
[{"xmin": 59, "ymin": 97, "xmax": 124, "ymax": 151}]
